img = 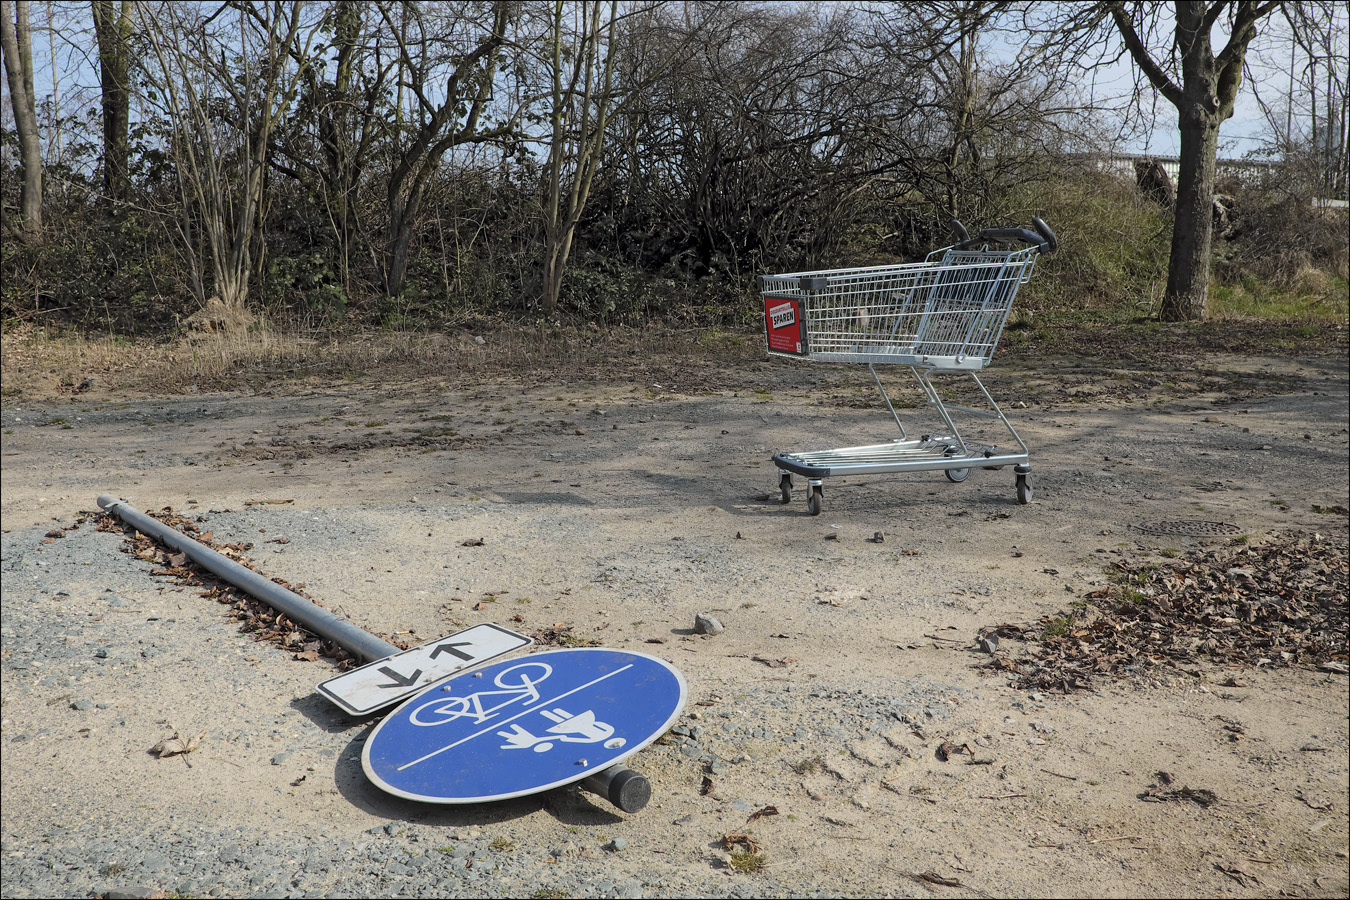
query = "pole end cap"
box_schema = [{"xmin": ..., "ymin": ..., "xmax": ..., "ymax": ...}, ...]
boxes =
[{"xmin": 605, "ymin": 768, "xmax": 651, "ymax": 813}]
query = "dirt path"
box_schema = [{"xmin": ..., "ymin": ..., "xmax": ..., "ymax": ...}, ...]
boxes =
[{"xmin": 2, "ymin": 350, "xmax": 1347, "ymax": 898}]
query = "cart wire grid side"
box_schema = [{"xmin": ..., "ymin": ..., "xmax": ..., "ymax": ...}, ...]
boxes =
[{"xmin": 760, "ymin": 218, "xmax": 1057, "ymax": 515}]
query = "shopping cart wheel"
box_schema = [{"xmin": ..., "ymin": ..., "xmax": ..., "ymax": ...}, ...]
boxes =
[
  {"xmin": 807, "ymin": 485, "xmax": 824, "ymax": 516},
  {"xmin": 779, "ymin": 473, "xmax": 793, "ymax": 504},
  {"xmin": 1015, "ymin": 471, "xmax": 1034, "ymax": 504},
  {"xmin": 945, "ymin": 467, "xmax": 970, "ymax": 483}
]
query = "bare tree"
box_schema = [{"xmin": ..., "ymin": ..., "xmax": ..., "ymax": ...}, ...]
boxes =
[
  {"xmin": 376, "ymin": 0, "xmax": 515, "ymax": 299},
  {"xmin": 597, "ymin": 3, "xmax": 896, "ymax": 279},
  {"xmin": 864, "ymin": 1, "xmax": 1101, "ymax": 231},
  {"xmin": 1104, "ymin": 1, "xmax": 1281, "ymax": 321},
  {"xmin": 536, "ymin": 0, "xmax": 618, "ymax": 312},
  {"xmin": 265, "ymin": 0, "xmax": 393, "ymax": 300},
  {"xmin": 91, "ymin": 0, "xmax": 133, "ymax": 202},
  {"xmin": 1, "ymin": 0, "xmax": 42, "ymax": 230},
  {"xmin": 138, "ymin": 0, "xmax": 316, "ymax": 317},
  {"xmin": 1278, "ymin": 2, "xmax": 1348, "ymax": 200}
]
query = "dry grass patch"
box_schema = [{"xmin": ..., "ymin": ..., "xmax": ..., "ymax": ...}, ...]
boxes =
[{"xmin": 1, "ymin": 319, "xmax": 744, "ymax": 402}]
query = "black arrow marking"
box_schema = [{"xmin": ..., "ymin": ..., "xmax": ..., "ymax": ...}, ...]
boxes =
[
  {"xmin": 429, "ymin": 641, "xmax": 475, "ymax": 662},
  {"xmin": 377, "ymin": 666, "xmax": 422, "ymax": 689}
]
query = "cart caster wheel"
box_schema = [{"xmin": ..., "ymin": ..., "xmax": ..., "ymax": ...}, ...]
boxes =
[
  {"xmin": 779, "ymin": 474, "xmax": 793, "ymax": 504},
  {"xmin": 1016, "ymin": 472, "xmax": 1034, "ymax": 504},
  {"xmin": 945, "ymin": 467, "xmax": 970, "ymax": 483},
  {"xmin": 807, "ymin": 486, "xmax": 823, "ymax": 516}
]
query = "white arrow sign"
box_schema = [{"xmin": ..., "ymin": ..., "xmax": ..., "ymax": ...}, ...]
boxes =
[{"xmin": 317, "ymin": 623, "xmax": 532, "ymax": 716}]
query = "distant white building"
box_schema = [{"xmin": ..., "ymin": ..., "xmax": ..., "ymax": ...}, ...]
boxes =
[{"xmin": 1069, "ymin": 152, "xmax": 1277, "ymax": 185}]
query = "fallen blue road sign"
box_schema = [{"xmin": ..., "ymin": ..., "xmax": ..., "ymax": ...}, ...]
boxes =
[{"xmin": 363, "ymin": 648, "xmax": 687, "ymax": 803}]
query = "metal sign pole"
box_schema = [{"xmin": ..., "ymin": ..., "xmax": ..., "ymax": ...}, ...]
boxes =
[
  {"xmin": 96, "ymin": 494, "xmax": 653, "ymax": 812},
  {"xmin": 97, "ymin": 494, "xmax": 398, "ymax": 662}
]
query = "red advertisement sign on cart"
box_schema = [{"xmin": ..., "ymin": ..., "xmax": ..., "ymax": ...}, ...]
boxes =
[{"xmin": 764, "ymin": 296, "xmax": 808, "ymax": 356}]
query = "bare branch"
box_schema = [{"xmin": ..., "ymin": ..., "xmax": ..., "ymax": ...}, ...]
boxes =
[{"xmin": 1109, "ymin": 2, "xmax": 1185, "ymax": 108}]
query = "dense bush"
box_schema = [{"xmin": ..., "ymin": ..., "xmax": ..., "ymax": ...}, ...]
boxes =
[
  {"xmin": 1215, "ymin": 188, "xmax": 1349, "ymax": 288},
  {"xmin": 2, "ymin": 0, "xmax": 1344, "ymax": 338},
  {"xmin": 6, "ymin": 153, "xmax": 1344, "ymax": 337},
  {"xmin": 1015, "ymin": 172, "xmax": 1172, "ymax": 316}
]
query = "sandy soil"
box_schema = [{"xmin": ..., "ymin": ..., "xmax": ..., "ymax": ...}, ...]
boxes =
[{"xmin": 2, "ymin": 345, "xmax": 1347, "ymax": 898}]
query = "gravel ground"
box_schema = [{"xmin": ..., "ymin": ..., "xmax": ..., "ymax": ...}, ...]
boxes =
[
  {"xmin": 3, "ymin": 352, "xmax": 1348, "ymax": 899},
  {"xmin": 0, "ymin": 508, "xmax": 985, "ymax": 899}
]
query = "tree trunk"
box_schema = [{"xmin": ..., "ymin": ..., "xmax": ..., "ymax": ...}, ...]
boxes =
[
  {"xmin": 541, "ymin": 227, "xmax": 571, "ymax": 312},
  {"xmin": 1163, "ymin": 110, "xmax": 1219, "ymax": 321},
  {"xmin": 1109, "ymin": 0, "xmax": 1277, "ymax": 322},
  {"xmin": 384, "ymin": 193, "xmax": 417, "ymax": 299},
  {"xmin": 323, "ymin": 0, "xmax": 359, "ymax": 279},
  {"xmin": 1, "ymin": 0, "xmax": 42, "ymax": 229},
  {"xmin": 539, "ymin": 0, "xmax": 617, "ymax": 312},
  {"xmin": 91, "ymin": 0, "xmax": 134, "ymax": 202}
]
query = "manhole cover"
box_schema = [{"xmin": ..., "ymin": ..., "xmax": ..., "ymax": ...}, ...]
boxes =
[{"xmin": 1133, "ymin": 520, "xmax": 1243, "ymax": 536}]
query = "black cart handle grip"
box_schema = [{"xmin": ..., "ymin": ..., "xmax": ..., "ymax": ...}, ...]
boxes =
[{"xmin": 1032, "ymin": 217, "xmax": 1057, "ymax": 252}]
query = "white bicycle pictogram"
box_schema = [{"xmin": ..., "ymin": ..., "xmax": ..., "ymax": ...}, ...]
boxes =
[{"xmin": 409, "ymin": 661, "xmax": 553, "ymax": 727}]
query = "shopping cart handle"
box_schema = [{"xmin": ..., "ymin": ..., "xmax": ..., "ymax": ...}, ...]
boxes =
[
  {"xmin": 950, "ymin": 219, "xmax": 970, "ymax": 243},
  {"xmin": 978, "ymin": 218, "xmax": 1057, "ymax": 254}
]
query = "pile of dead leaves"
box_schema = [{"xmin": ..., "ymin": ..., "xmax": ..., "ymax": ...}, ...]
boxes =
[
  {"xmin": 529, "ymin": 622, "xmax": 601, "ymax": 647},
  {"xmin": 1140, "ymin": 771, "xmax": 1220, "ymax": 807},
  {"xmin": 988, "ymin": 530, "xmax": 1348, "ymax": 692},
  {"xmin": 98, "ymin": 507, "xmax": 408, "ymax": 669}
]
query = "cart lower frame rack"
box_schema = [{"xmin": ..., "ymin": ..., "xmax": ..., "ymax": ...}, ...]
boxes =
[{"xmin": 761, "ymin": 219, "xmax": 1055, "ymax": 515}]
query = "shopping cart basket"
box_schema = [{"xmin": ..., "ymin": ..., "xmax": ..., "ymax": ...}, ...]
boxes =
[{"xmin": 760, "ymin": 218, "xmax": 1056, "ymax": 515}]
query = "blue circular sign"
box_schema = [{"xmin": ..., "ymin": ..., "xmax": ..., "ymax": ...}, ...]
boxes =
[{"xmin": 362, "ymin": 648, "xmax": 687, "ymax": 803}]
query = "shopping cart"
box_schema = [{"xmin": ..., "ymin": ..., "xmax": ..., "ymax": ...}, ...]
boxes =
[{"xmin": 760, "ymin": 218, "xmax": 1056, "ymax": 515}]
